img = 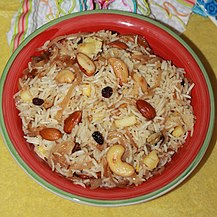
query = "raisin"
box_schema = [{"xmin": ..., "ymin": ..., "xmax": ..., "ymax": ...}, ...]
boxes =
[
  {"xmin": 101, "ymin": 86, "xmax": 113, "ymax": 98},
  {"xmin": 32, "ymin": 97, "xmax": 44, "ymax": 106},
  {"xmin": 92, "ymin": 131, "xmax": 104, "ymax": 145}
]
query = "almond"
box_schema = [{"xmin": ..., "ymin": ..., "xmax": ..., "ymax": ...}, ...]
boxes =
[
  {"xmin": 108, "ymin": 40, "xmax": 128, "ymax": 49},
  {"xmin": 39, "ymin": 128, "xmax": 62, "ymax": 141},
  {"xmin": 77, "ymin": 52, "xmax": 96, "ymax": 76},
  {"xmin": 108, "ymin": 57, "xmax": 129, "ymax": 85},
  {"xmin": 136, "ymin": 99, "xmax": 156, "ymax": 120},
  {"xmin": 64, "ymin": 111, "xmax": 82, "ymax": 134}
]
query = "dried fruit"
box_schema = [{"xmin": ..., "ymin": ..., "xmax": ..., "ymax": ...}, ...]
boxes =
[
  {"xmin": 55, "ymin": 69, "xmax": 75, "ymax": 83},
  {"xmin": 64, "ymin": 111, "xmax": 82, "ymax": 134},
  {"xmin": 72, "ymin": 142, "xmax": 81, "ymax": 153},
  {"xmin": 34, "ymin": 145, "xmax": 49, "ymax": 158},
  {"xmin": 108, "ymin": 57, "xmax": 129, "ymax": 85},
  {"xmin": 92, "ymin": 131, "xmax": 104, "ymax": 145},
  {"xmin": 101, "ymin": 86, "xmax": 113, "ymax": 98},
  {"xmin": 82, "ymin": 85, "xmax": 91, "ymax": 97},
  {"xmin": 39, "ymin": 128, "xmax": 62, "ymax": 141},
  {"xmin": 172, "ymin": 126, "xmax": 184, "ymax": 137},
  {"xmin": 143, "ymin": 150, "xmax": 159, "ymax": 170},
  {"xmin": 77, "ymin": 52, "xmax": 96, "ymax": 76},
  {"xmin": 20, "ymin": 89, "xmax": 32, "ymax": 102},
  {"xmin": 32, "ymin": 97, "xmax": 44, "ymax": 106},
  {"xmin": 136, "ymin": 99, "xmax": 156, "ymax": 120}
]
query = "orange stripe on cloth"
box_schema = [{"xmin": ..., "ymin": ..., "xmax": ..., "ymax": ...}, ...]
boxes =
[{"xmin": 163, "ymin": 2, "xmax": 191, "ymax": 17}]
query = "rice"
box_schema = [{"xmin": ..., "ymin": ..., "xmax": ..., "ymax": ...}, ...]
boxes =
[{"xmin": 14, "ymin": 30, "xmax": 195, "ymax": 188}]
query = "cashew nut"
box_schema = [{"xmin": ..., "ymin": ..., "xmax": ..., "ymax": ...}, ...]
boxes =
[
  {"xmin": 108, "ymin": 57, "xmax": 129, "ymax": 85},
  {"xmin": 106, "ymin": 144, "xmax": 135, "ymax": 177},
  {"xmin": 55, "ymin": 69, "xmax": 75, "ymax": 83}
]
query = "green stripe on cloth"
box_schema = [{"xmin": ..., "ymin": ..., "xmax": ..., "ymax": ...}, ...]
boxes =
[
  {"xmin": 10, "ymin": 0, "xmax": 25, "ymax": 51},
  {"xmin": 21, "ymin": 0, "xmax": 33, "ymax": 42}
]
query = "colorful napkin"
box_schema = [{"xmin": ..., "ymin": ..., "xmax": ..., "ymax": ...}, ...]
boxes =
[
  {"xmin": 7, "ymin": 0, "xmax": 197, "ymax": 51},
  {"xmin": 193, "ymin": 0, "xmax": 217, "ymax": 25}
]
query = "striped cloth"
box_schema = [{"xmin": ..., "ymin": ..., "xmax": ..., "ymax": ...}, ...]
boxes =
[{"xmin": 7, "ymin": 0, "xmax": 195, "ymax": 51}]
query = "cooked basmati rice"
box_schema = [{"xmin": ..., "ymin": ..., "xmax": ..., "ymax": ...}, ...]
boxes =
[{"xmin": 14, "ymin": 30, "xmax": 195, "ymax": 189}]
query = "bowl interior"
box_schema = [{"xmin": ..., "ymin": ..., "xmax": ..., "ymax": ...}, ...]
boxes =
[{"xmin": 1, "ymin": 11, "xmax": 212, "ymax": 203}]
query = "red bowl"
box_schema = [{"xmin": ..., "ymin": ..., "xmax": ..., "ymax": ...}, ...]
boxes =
[{"xmin": 0, "ymin": 10, "xmax": 215, "ymax": 206}]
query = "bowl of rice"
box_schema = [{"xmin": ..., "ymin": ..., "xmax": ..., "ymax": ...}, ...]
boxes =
[{"xmin": 0, "ymin": 10, "xmax": 215, "ymax": 206}]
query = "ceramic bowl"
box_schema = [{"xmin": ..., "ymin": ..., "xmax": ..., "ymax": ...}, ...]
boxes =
[{"xmin": 0, "ymin": 10, "xmax": 215, "ymax": 206}]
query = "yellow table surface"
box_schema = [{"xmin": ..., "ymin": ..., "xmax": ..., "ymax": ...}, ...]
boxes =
[{"xmin": 0, "ymin": 1, "xmax": 217, "ymax": 217}]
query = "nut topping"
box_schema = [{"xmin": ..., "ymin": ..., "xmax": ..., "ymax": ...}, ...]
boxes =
[
  {"xmin": 107, "ymin": 40, "xmax": 128, "ymax": 49},
  {"xmin": 39, "ymin": 128, "xmax": 62, "ymax": 141},
  {"xmin": 108, "ymin": 57, "xmax": 129, "ymax": 85},
  {"xmin": 64, "ymin": 111, "xmax": 82, "ymax": 134},
  {"xmin": 77, "ymin": 52, "xmax": 96, "ymax": 76},
  {"xmin": 107, "ymin": 144, "xmax": 135, "ymax": 177},
  {"xmin": 136, "ymin": 99, "xmax": 156, "ymax": 120},
  {"xmin": 55, "ymin": 69, "xmax": 75, "ymax": 83}
]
